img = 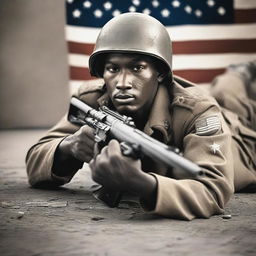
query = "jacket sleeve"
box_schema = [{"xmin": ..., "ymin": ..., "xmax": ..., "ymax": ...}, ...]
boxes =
[
  {"xmin": 26, "ymin": 115, "xmax": 82, "ymax": 187},
  {"xmin": 26, "ymin": 83, "xmax": 105, "ymax": 188},
  {"xmin": 144, "ymin": 101, "xmax": 235, "ymax": 220}
]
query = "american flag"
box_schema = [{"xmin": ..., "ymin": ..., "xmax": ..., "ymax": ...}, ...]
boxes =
[{"xmin": 66, "ymin": 0, "xmax": 256, "ymax": 93}]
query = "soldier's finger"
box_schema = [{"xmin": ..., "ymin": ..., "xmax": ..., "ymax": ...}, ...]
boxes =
[
  {"xmin": 108, "ymin": 139, "xmax": 121, "ymax": 154},
  {"xmin": 81, "ymin": 125, "xmax": 95, "ymax": 139},
  {"xmin": 89, "ymin": 159, "xmax": 95, "ymax": 170},
  {"xmin": 100, "ymin": 145, "xmax": 109, "ymax": 158},
  {"xmin": 93, "ymin": 143, "xmax": 100, "ymax": 156},
  {"xmin": 85, "ymin": 137, "xmax": 95, "ymax": 149}
]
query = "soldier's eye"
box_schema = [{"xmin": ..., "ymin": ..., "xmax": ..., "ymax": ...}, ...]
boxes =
[
  {"xmin": 106, "ymin": 65, "xmax": 119, "ymax": 73},
  {"xmin": 133, "ymin": 65, "xmax": 144, "ymax": 72}
]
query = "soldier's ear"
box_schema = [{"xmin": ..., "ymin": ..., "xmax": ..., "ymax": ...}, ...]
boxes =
[{"xmin": 157, "ymin": 73, "xmax": 166, "ymax": 83}]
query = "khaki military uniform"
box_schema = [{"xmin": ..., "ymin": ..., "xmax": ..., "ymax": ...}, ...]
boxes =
[
  {"xmin": 26, "ymin": 75, "xmax": 256, "ymax": 220},
  {"xmin": 210, "ymin": 73, "xmax": 256, "ymax": 191}
]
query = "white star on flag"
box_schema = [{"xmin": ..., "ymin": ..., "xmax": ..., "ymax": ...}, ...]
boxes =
[
  {"xmin": 83, "ymin": 1, "xmax": 92, "ymax": 8},
  {"xmin": 218, "ymin": 7, "xmax": 226, "ymax": 16},
  {"xmin": 195, "ymin": 9, "xmax": 202, "ymax": 17},
  {"xmin": 161, "ymin": 9, "xmax": 170, "ymax": 17},
  {"xmin": 129, "ymin": 6, "xmax": 137, "ymax": 12},
  {"xmin": 72, "ymin": 9, "xmax": 81, "ymax": 18},
  {"xmin": 132, "ymin": 0, "xmax": 140, "ymax": 6},
  {"xmin": 210, "ymin": 143, "xmax": 221, "ymax": 154},
  {"xmin": 94, "ymin": 9, "xmax": 103, "ymax": 18},
  {"xmin": 172, "ymin": 0, "xmax": 180, "ymax": 8},
  {"xmin": 184, "ymin": 5, "xmax": 192, "ymax": 14},
  {"xmin": 104, "ymin": 2, "xmax": 112, "ymax": 10},
  {"xmin": 143, "ymin": 8, "xmax": 151, "ymax": 15},
  {"xmin": 112, "ymin": 9, "xmax": 121, "ymax": 17},
  {"xmin": 152, "ymin": 0, "xmax": 160, "ymax": 8},
  {"xmin": 207, "ymin": 0, "xmax": 215, "ymax": 7}
]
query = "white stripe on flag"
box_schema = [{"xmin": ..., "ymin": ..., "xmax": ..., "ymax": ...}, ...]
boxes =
[
  {"xmin": 66, "ymin": 23, "xmax": 256, "ymax": 43},
  {"xmin": 167, "ymin": 24, "xmax": 256, "ymax": 41},
  {"xmin": 68, "ymin": 53, "xmax": 256, "ymax": 70},
  {"xmin": 235, "ymin": 0, "xmax": 256, "ymax": 9},
  {"xmin": 173, "ymin": 53, "xmax": 256, "ymax": 70},
  {"xmin": 69, "ymin": 54, "xmax": 90, "ymax": 67}
]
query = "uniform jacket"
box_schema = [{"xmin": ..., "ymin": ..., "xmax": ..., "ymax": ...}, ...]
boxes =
[{"xmin": 26, "ymin": 76, "xmax": 256, "ymax": 220}]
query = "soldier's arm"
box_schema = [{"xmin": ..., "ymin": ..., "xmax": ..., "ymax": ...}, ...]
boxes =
[
  {"xmin": 25, "ymin": 115, "xmax": 83, "ymax": 187},
  {"xmin": 26, "ymin": 83, "xmax": 105, "ymax": 188},
  {"xmin": 141, "ymin": 102, "xmax": 234, "ymax": 220}
]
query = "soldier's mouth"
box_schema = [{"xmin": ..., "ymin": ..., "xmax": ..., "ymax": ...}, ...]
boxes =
[{"xmin": 114, "ymin": 94, "xmax": 135, "ymax": 103}]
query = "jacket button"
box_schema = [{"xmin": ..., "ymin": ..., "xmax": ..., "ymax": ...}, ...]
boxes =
[{"xmin": 164, "ymin": 120, "xmax": 170, "ymax": 130}]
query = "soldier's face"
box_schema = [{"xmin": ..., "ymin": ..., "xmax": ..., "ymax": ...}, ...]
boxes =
[{"xmin": 103, "ymin": 53, "xmax": 160, "ymax": 116}]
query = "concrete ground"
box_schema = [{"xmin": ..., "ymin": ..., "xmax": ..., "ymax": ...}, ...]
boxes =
[{"xmin": 0, "ymin": 130, "xmax": 255, "ymax": 256}]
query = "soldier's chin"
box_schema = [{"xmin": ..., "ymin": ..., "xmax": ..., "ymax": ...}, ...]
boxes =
[{"xmin": 115, "ymin": 105, "xmax": 136, "ymax": 117}]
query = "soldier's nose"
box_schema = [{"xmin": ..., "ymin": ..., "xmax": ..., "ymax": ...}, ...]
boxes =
[{"xmin": 116, "ymin": 72, "xmax": 132, "ymax": 90}]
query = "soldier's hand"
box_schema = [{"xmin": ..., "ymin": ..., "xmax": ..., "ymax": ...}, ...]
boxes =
[
  {"xmin": 89, "ymin": 140, "xmax": 157, "ymax": 198},
  {"xmin": 59, "ymin": 125, "xmax": 95, "ymax": 163}
]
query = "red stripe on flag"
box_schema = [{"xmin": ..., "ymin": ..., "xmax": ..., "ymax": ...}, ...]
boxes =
[
  {"xmin": 69, "ymin": 66, "xmax": 96, "ymax": 80},
  {"xmin": 173, "ymin": 69, "xmax": 225, "ymax": 83},
  {"xmin": 68, "ymin": 39, "xmax": 256, "ymax": 56},
  {"xmin": 68, "ymin": 42, "xmax": 95, "ymax": 55},
  {"xmin": 173, "ymin": 39, "xmax": 256, "ymax": 54},
  {"xmin": 70, "ymin": 66, "xmax": 225, "ymax": 84},
  {"xmin": 234, "ymin": 9, "xmax": 256, "ymax": 23}
]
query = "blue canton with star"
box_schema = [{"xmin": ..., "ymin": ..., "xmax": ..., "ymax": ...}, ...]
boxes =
[{"xmin": 66, "ymin": 0, "xmax": 234, "ymax": 27}]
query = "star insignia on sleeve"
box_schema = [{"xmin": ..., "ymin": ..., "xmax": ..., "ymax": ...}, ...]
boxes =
[{"xmin": 210, "ymin": 142, "xmax": 221, "ymax": 154}]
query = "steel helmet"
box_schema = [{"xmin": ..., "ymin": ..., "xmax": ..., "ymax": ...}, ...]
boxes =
[{"xmin": 89, "ymin": 12, "xmax": 172, "ymax": 77}]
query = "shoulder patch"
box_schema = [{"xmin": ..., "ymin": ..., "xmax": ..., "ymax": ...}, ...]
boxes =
[{"xmin": 195, "ymin": 116, "xmax": 221, "ymax": 136}]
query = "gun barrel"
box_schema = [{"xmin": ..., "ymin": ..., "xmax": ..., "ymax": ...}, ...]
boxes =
[{"xmin": 71, "ymin": 97, "xmax": 91, "ymax": 114}]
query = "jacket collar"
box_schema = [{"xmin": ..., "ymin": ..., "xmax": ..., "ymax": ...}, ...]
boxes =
[{"xmin": 143, "ymin": 85, "xmax": 172, "ymax": 143}]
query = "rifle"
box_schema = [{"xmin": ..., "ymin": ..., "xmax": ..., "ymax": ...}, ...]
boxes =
[{"xmin": 68, "ymin": 97, "xmax": 203, "ymax": 207}]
